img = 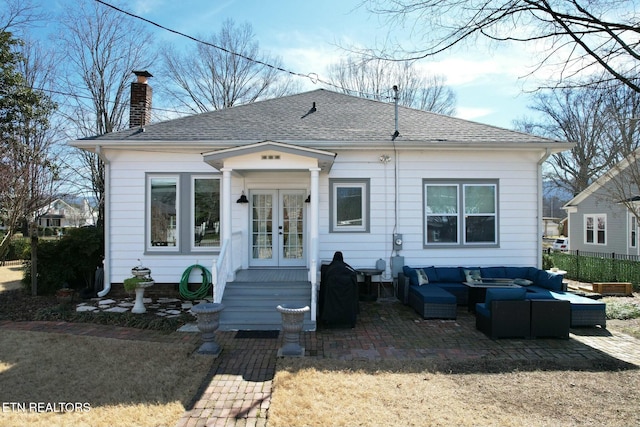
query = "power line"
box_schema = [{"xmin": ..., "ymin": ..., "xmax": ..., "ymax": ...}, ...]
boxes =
[{"xmin": 94, "ymin": 0, "xmax": 397, "ymax": 101}]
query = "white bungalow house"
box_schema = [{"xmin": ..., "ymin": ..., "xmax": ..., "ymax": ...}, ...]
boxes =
[{"xmin": 70, "ymin": 73, "xmax": 573, "ymax": 330}]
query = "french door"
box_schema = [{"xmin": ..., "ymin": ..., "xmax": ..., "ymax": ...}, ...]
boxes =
[{"xmin": 249, "ymin": 190, "xmax": 306, "ymax": 267}]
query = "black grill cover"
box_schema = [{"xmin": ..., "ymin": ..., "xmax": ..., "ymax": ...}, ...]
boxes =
[{"xmin": 319, "ymin": 253, "xmax": 358, "ymax": 328}]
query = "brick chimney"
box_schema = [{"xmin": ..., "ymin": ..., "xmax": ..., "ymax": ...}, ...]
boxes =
[{"xmin": 129, "ymin": 70, "xmax": 153, "ymax": 128}]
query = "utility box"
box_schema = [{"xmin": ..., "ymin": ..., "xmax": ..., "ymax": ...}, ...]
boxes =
[
  {"xmin": 393, "ymin": 233, "xmax": 403, "ymax": 251},
  {"xmin": 391, "ymin": 255, "xmax": 404, "ymax": 279}
]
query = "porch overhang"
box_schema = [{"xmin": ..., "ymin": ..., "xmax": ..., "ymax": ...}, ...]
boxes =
[{"xmin": 202, "ymin": 140, "xmax": 336, "ymax": 172}]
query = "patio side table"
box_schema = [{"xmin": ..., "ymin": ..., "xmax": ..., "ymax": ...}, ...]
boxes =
[{"xmin": 356, "ymin": 268, "xmax": 384, "ymax": 302}]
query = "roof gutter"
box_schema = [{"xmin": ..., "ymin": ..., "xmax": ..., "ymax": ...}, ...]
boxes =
[
  {"xmin": 537, "ymin": 148, "xmax": 553, "ymax": 268},
  {"xmin": 95, "ymin": 146, "xmax": 111, "ymax": 298}
]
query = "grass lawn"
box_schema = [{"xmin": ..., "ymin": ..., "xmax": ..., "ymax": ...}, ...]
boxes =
[
  {"xmin": 0, "ymin": 329, "xmax": 213, "ymax": 427},
  {"xmin": 3, "ymin": 266, "xmax": 640, "ymax": 426},
  {"xmin": 269, "ymin": 358, "xmax": 640, "ymax": 427}
]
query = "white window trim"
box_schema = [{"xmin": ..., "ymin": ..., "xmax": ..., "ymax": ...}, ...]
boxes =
[
  {"xmin": 584, "ymin": 213, "xmax": 606, "ymax": 246},
  {"xmin": 191, "ymin": 175, "xmax": 221, "ymax": 252},
  {"xmin": 462, "ymin": 183, "xmax": 497, "ymax": 245},
  {"xmin": 147, "ymin": 174, "xmax": 180, "ymax": 253},
  {"xmin": 329, "ymin": 179, "xmax": 370, "ymax": 233},
  {"xmin": 425, "ymin": 183, "xmax": 460, "ymax": 245},
  {"xmin": 423, "ymin": 179, "xmax": 499, "ymax": 248}
]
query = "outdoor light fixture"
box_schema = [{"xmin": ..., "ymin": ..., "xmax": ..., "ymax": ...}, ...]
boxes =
[
  {"xmin": 305, "ymin": 194, "xmax": 311, "ymax": 203},
  {"xmin": 236, "ymin": 191, "xmax": 249, "ymax": 204}
]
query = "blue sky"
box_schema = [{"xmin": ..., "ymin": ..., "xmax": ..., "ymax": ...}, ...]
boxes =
[{"xmin": 34, "ymin": 0, "xmax": 547, "ymax": 129}]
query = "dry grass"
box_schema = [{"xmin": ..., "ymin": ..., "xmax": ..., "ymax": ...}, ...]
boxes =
[
  {"xmin": 270, "ymin": 358, "xmax": 640, "ymax": 427},
  {"xmin": 0, "ymin": 329, "xmax": 213, "ymax": 427},
  {"xmin": 0, "ymin": 265, "xmax": 22, "ymax": 292},
  {"xmin": 3, "ymin": 266, "xmax": 640, "ymax": 426}
]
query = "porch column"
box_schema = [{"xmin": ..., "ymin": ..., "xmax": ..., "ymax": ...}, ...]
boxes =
[
  {"xmin": 309, "ymin": 167, "xmax": 321, "ymax": 322},
  {"xmin": 221, "ymin": 168, "xmax": 232, "ymax": 247}
]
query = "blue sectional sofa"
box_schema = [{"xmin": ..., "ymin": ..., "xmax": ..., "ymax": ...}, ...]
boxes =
[{"xmin": 398, "ymin": 266, "xmax": 606, "ymax": 328}]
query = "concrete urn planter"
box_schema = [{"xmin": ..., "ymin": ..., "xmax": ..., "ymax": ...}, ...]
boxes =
[
  {"xmin": 276, "ymin": 304, "xmax": 310, "ymax": 357},
  {"xmin": 192, "ymin": 302, "xmax": 225, "ymax": 356}
]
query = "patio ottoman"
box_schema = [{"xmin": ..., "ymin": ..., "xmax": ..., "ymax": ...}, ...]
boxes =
[
  {"xmin": 530, "ymin": 299, "xmax": 570, "ymax": 339},
  {"xmin": 408, "ymin": 285, "xmax": 457, "ymax": 319}
]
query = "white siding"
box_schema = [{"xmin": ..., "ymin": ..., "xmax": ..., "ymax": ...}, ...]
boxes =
[{"xmin": 105, "ymin": 147, "xmax": 543, "ymax": 285}]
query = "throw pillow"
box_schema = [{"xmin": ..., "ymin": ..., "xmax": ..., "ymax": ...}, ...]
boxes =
[
  {"xmin": 463, "ymin": 269, "xmax": 482, "ymax": 283},
  {"xmin": 416, "ymin": 269, "xmax": 430, "ymax": 285},
  {"xmin": 513, "ymin": 278, "xmax": 533, "ymax": 286}
]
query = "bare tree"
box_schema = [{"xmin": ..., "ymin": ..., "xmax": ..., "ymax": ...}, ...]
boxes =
[
  {"xmin": 363, "ymin": 0, "xmax": 640, "ymax": 93},
  {"xmin": 0, "ymin": 0, "xmax": 47, "ymax": 34},
  {"xmin": 516, "ymin": 80, "xmax": 640, "ymax": 198},
  {"xmin": 160, "ymin": 19, "xmax": 298, "ymax": 113},
  {"xmin": 327, "ymin": 55, "xmax": 456, "ymax": 115},
  {"xmin": 56, "ymin": 0, "xmax": 155, "ymax": 226}
]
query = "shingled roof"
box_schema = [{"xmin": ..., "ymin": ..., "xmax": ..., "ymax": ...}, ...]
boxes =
[{"xmin": 79, "ymin": 89, "xmax": 566, "ymax": 147}]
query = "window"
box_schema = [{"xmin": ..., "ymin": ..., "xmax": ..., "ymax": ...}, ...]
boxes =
[
  {"xmin": 147, "ymin": 174, "xmax": 220, "ymax": 253},
  {"xmin": 584, "ymin": 214, "xmax": 606, "ymax": 245},
  {"xmin": 631, "ymin": 214, "xmax": 637, "ymax": 248},
  {"xmin": 329, "ymin": 179, "xmax": 370, "ymax": 233},
  {"xmin": 424, "ymin": 180, "xmax": 498, "ymax": 247},
  {"xmin": 192, "ymin": 177, "xmax": 221, "ymax": 250},
  {"xmin": 149, "ymin": 176, "xmax": 178, "ymax": 249}
]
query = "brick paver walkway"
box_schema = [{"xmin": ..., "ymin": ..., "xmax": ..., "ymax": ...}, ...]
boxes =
[{"xmin": 2, "ymin": 298, "xmax": 640, "ymax": 427}]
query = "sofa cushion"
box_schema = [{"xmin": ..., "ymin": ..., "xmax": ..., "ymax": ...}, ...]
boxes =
[
  {"xmin": 484, "ymin": 287, "xmax": 527, "ymax": 311},
  {"xmin": 480, "ymin": 266, "xmax": 507, "ymax": 279},
  {"xmin": 475, "ymin": 302, "xmax": 490, "ymax": 318},
  {"xmin": 535, "ymin": 270, "xmax": 564, "ymax": 291},
  {"xmin": 402, "ymin": 266, "xmax": 440, "ymax": 286},
  {"xmin": 525, "ymin": 287, "xmax": 556, "ymax": 299},
  {"xmin": 423, "ymin": 266, "xmax": 439, "ymax": 282},
  {"xmin": 410, "ymin": 284, "xmax": 456, "ymax": 304},
  {"xmin": 504, "ymin": 267, "xmax": 531, "ymax": 280},
  {"xmin": 513, "ymin": 278, "xmax": 533, "ymax": 286},
  {"xmin": 435, "ymin": 267, "xmax": 464, "ymax": 282},
  {"xmin": 416, "ymin": 269, "xmax": 430, "ymax": 285},
  {"xmin": 402, "ymin": 266, "xmax": 421, "ymax": 286},
  {"xmin": 463, "ymin": 268, "xmax": 482, "ymax": 283}
]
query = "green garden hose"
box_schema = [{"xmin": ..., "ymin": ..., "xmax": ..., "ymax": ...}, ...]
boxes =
[{"xmin": 179, "ymin": 264, "xmax": 212, "ymax": 300}]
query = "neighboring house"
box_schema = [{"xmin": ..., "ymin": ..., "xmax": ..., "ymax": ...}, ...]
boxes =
[
  {"xmin": 70, "ymin": 72, "xmax": 572, "ymax": 328},
  {"xmin": 563, "ymin": 157, "xmax": 640, "ymax": 256},
  {"xmin": 38, "ymin": 198, "xmax": 95, "ymax": 228}
]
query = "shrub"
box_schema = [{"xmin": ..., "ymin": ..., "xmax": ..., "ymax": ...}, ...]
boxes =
[
  {"xmin": 23, "ymin": 227, "xmax": 104, "ymax": 295},
  {"xmin": 605, "ymin": 299, "xmax": 640, "ymax": 320},
  {"xmin": 542, "ymin": 253, "xmax": 555, "ymax": 270},
  {"xmin": 4, "ymin": 237, "xmax": 29, "ymax": 260}
]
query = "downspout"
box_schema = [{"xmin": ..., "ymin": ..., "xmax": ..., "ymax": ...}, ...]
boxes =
[
  {"xmin": 96, "ymin": 145, "xmax": 111, "ymax": 297},
  {"xmin": 537, "ymin": 148, "xmax": 552, "ymax": 268}
]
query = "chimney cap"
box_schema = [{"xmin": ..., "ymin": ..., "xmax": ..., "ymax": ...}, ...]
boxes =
[{"xmin": 133, "ymin": 70, "xmax": 153, "ymax": 78}]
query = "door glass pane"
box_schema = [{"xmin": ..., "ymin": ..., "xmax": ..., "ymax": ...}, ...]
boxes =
[
  {"xmin": 193, "ymin": 178, "xmax": 220, "ymax": 247},
  {"xmin": 283, "ymin": 194, "xmax": 304, "ymax": 259},
  {"xmin": 252, "ymin": 194, "xmax": 273, "ymax": 259},
  {"xmin": 150, "ymin": 178, "xmax": 177, "ymax": 247}
]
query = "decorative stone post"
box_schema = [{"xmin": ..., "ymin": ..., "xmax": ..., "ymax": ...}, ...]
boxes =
[
  {"xmin": 276, "ymin": 304, "xmax": 310, "ymax": 357},
  {"xmin": 192, "ymin": 302, "xmax": 225, "ymax": 356}
]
